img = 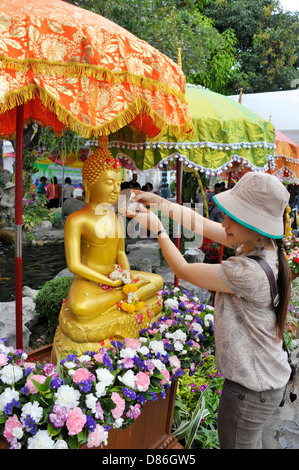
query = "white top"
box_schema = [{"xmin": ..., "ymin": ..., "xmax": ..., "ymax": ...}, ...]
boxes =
[
  {"xmin": 215, "ymin": 250, "xmax": 291, "ymax": 391},
  {"xmin": 63, "ymin": 183, "xmax": 74, "ymax": 199}
]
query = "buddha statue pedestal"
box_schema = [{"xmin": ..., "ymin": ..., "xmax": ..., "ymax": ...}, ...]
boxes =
[{"xmin": 51, "ymin": 271, "xmax": 164, "ymax": 363}]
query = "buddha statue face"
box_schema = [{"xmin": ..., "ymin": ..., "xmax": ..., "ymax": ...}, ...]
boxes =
[
  {"xmin": 87, "ymin": 169, "xmax": 122, "ymax": 205},
  {"xmin": 82, "ymin": 140, "xmax": 122, "ymax": 206}
]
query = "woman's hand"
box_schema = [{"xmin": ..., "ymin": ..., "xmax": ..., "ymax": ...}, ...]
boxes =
[{"xmin": 131, "ymin": 190, "xmax": 162, "ymax": 208}]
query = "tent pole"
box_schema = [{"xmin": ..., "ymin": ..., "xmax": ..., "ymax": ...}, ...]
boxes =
[
  {"xmin": 15, "ymin": 104, "xmax": 24, "ymax": 350},
  {"xmin": 174, "ymin": 159, "xmax": 182, "ymax": 287}
]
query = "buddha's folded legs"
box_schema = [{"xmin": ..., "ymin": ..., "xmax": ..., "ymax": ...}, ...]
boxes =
[{"xmin": 67, "ymin": 271, "xmax": 164, "ymax": 322}]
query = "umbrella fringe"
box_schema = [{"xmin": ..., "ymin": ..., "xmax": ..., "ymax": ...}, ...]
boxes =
[
  {"xmin": 0, "ymin": 56, "xmax": 188, "ymax": 102},
  {"xmin": 0, "ymin": 84, "xmax": 194, "ymax": 142}
]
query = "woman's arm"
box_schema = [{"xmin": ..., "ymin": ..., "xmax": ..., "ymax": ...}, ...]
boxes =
[
  {"xmin": 132, "ymin": 190, "xmax": 229, "ymax": 247},
  {"xmin": 133, "ymin": 211, "xmax": 233, "ymax": 293}
]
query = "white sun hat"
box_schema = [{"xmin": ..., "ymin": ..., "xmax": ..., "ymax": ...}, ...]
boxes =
[{"xmin": 213, "ymin": 172, "xmax": 290, "ymax": 238}]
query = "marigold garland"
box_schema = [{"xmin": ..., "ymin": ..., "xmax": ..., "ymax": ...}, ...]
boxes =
[{"xmin": 108, "ymin": 264, "xmax": 144, "ymax": 314}]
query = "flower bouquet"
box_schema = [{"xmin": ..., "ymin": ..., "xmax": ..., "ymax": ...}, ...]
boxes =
[{"xmin": 0, "ymin": 289, "xmax": 214, "ymax": 449}]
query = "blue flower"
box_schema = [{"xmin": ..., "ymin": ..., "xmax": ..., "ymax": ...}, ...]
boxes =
[
  {"xmin": 78, "ymin": 379, "xmax": 92, "ymax": 393},
  {"xmin": 23, "ymin": 415, "xmax": 37, "ymax": 435},
  {"xmin": 86, "ymin": 415, "xmax": 97, "ymax": 431},
  {"xmin": 122, "ymin": 388, "xmax": 137, "ymax": 400},
  {"xmin": 50, "ymin": 377, "xmax": 64, "ymax": 389}
]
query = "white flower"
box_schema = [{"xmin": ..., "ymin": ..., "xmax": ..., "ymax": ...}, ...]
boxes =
[
  {"xmin": 63, "ymin": 361, "xmax": 77, "ymax": 370},
  {"xmin": 119, "ymin": 347, "xmax": 135, "ymax": 359},
  {"xmin": 54, "ymin": 385, "xmax": 80, "ymax": 410},
  {"xmin": 96, "ymin": 368, "xmax": 114, "ymax": 386},
  {"xmin": 0, "ymin": 387, "xmax": 19, "ymax": 412},
  {"xmin": 21, "ymin": 401, "xmax": 43, "ymax": 424},
  {"xmin": 118, "ymin": 369, "xmax": 136, "ymax": 388},
  {"xmin": 192, "ymin": 322, "xmax": 203, "ymax": 335},
  {"xmin": 54, "ymin": 439, "xmax": 69, "ymax": 449},
  {"xmin": 185, "ymin": 315, "xmax": 193, "ymax": 321},
  {"xmin": 113, "ymin": 418, "xmax": 124, "ymax": 428},
  {"xmin": 149, "ymin": 340, "xmax": 167, "ymax": 356},
  {"xmin": 0, "ymin": 363, "xmax": 23, "ymax": 384},
  {"xmin": 95, "ymin": 382, "xmax": 107, "ymax": 398},
  {"xmin": 85, "ymin": 393, "xmax": 97, "ymax": 410},
  {"xmin": 204, "ymin": 313, "xmax": 214, "ymax": 327},
  {"xmin": 13, "ymin": 427, "xmax": 24, "ymax": 440},
  {"xmin": 137, "ymin": 346, "xmax": 149, "ymax": 356},
  {"xmin": 78, "ymin": 355, "xmax": 91, "ymax": 364},
  {"xmin": 174, "ymin": 341, "xmax": 184, "ymax": 352},
  {"xmin": 151, "ymin": 359, "xmax": 166, "ymax": 372},
  {"xmin": 172, "ymin": 329, "xmax": 187, "ymax": 342},
  {"xmin": 27, "ymin": 430, "xmax": 55, "ymax": 449},
  {"xmin": 164, "ymin": 298, "xmax": 179, "ymax": 309}
]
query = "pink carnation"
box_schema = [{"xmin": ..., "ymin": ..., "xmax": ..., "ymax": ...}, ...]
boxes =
[
  {"xmin": 43, "ymin": 363, "xmax": 57, "ymax": 377},
  {"xmin": 0, "ymin": 353, "xmax": 8, "ymax": 366},
  {"xmin": 126, "ymin": 403, "xmax": 141, "ymax": 420},
  {"xmin": 94, "ymin": 348, "xmax": 108, "ymax": 363},
  {"xmin": 111, "ymin": 392, "xmax": 125, "ymax": 419},
  {"xmin": 26, "ymin": 374, "xmax": 47, "ymax": 394},
  {"xmin": 160, "ymin": 369, "xmax": 170, "ymax": 385},
  {"xmin": 135, "ymin": 371, "xmax": 150, "ymax": 392},
  {"xmin": 125, "ymin": 338, "xmax": 141, "ymax": 349},
  {"xmin": 66, "ymin": 407, "xmax": 87, "ymax": 435},
  {"xmin": 169, "ymin": 355, "xmax": 181, "ymax": 373},
  {"xmin": 3, "ymin": 414, "xmax": 23, "ymax": 443},
  {"xmin": 72, "ymin": 367, "xmax": 90, "ymax": 384},
  {"xmin": 87, "ymin": 424, "xmax": 106, "ymax": 448},
  {"xmin": 191, "ymin": 340, "xmax": 201, "ymax": 349}
]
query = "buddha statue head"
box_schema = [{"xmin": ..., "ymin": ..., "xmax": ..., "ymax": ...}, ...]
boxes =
[{"xmin": 82, "ymin": 136, "xmax": 122, "ymax": 205}]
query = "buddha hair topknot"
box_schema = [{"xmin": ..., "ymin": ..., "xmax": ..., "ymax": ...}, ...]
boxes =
[{"xmin": 82, "ymin": 136, "xmax": 122, "ymax": 187}]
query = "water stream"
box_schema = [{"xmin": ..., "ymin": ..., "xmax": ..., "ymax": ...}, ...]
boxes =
[{"xmin": 0, "ymin": 242, "xmax": 67, "ymax": 302}]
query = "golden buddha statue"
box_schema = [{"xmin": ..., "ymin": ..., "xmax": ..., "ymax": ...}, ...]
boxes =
[{"xmin": 51, "ymin": 137, "xmax": 164, "ymax": 362}]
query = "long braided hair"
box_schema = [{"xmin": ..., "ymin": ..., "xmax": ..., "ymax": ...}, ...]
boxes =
[{"xmin": 275, "ymin": 237, "xmax": 291, "ymax": 340}]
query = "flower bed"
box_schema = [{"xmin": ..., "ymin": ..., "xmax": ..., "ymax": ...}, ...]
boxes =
[
  {"xmin": 0, "ymin": 288, "xmax": 213, "ymax": 450},
  {"xmin": 283, "ymin": 236, "xmax": 299, "ymax": 275}
]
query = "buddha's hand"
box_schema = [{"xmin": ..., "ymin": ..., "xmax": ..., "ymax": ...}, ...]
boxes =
[
  {"xmin": 108, "ymin": 278, "xmax": 123, "ymax": 287},
  {"xmin": 131, "ymin": 190, "xmax": 162, "ymax": 208}
]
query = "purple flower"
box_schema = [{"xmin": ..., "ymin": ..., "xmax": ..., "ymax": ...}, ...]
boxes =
[
  {"xmin": 85, "ymin": 415, "xmax": 97, "ymax": 431},
  {"xmin": 78, "ymin": 379, "xmax": 92, "ymax": 393},
  {"xmin": 122, "ymin": 388, "xmax": 136, "ymax": 400},
  {"xmin": 50, "ymin": 377, "xmax": 64, "ymax": 389}
]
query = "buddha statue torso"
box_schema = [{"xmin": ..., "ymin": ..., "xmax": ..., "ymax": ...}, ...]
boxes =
[{"xmin": 51, "ymin": 141, "xmax": 164, "ymax": 362}]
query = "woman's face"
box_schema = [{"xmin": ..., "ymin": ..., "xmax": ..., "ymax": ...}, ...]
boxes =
[
  {"xmin": 88, "ymin": 170, "xmax": 122, "ymax": 205},
  {"xmin": 222, "ymin": 214, "xmax": 259, "ymax": 251}
]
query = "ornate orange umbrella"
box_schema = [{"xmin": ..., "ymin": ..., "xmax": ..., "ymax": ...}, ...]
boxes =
[
  {"xmin": 0, "ymin": 0, "xmax": 193, "ymax": 348},
  {"xmin": 273, "ymin": 130, "xmax": 299, "ymax": 183}
]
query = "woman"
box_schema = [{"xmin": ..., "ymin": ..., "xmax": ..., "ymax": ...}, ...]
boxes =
[
  {"xmin": 62, "ymin": 177, "xmax": 74, "ymax": 203},
  {"xmin": 129, "ymin": 172, "xmax": 292, "ymax": 449},
  {"xmin": 46, "ymin": 176, "xmax": 62, "ymax": 208}
]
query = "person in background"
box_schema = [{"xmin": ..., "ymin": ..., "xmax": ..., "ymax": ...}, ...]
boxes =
[
  {"xmin": 145, "ymin": 182, "xmax": 153, "ymax": 192},
  {"xmin": 46, "ymin": 176, "xmax": 61, "ymax": 208},
  {"xmin": 62, "ymin": 177, "xmax": 74, "ymax": 203},
  {"xmin": 36, "ymin": 176, "xmax": 47, "ymax": 196},
  {"xmin": 207, "ymin": 183, "xmax": 223, "ymax": 222},
  {"xmin": 129, "ymin": 173, "xmax": 141, "ymax": 189}
]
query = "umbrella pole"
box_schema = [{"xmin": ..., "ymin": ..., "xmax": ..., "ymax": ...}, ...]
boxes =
[
  {"xmin": 174, "ymin": 159, "xmax": 182, "ymax": 287},
  {"xmin": 15, "ymin": 104, "xmax": 24, "ymax": 350}
]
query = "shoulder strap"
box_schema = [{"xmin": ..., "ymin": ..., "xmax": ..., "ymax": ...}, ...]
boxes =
[
  {"xmin": 248, "ymin": 255, "xmax": 289, "ymax": 356},
  {"xmin": 248, "ymin": 255, "xmax": 280, "ymax": 309}
]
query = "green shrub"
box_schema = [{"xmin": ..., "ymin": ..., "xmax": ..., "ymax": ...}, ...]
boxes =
[{"xmin": 35, "ymin": 277, "xmax": 73, "ymax": 338}]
